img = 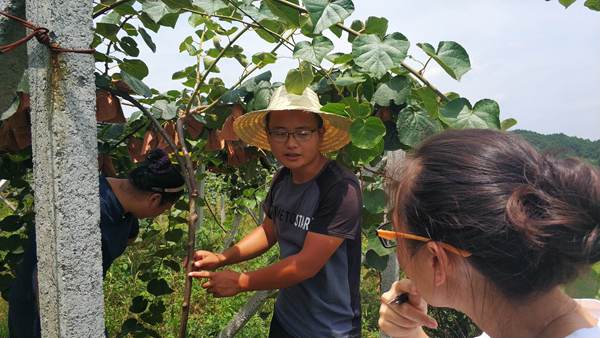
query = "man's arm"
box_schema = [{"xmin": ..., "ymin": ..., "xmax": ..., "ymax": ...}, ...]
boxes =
[
  {"xmin": 192, "ymin": 216, "xmax": 277, "ymax": 270},
  {"xmin": 190, "ymin": 231, "xmax": 343, "ymax": 296}
]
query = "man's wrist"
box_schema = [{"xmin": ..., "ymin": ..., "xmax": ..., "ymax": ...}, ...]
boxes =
[{"xmin": 216, "ymin": 253, "xmax": 228, "ymax": 267}]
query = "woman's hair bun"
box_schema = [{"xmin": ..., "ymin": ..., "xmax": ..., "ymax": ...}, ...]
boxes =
[{"xmin": 144, "ymin": 149, "xmax": 172, "ymax": 175}]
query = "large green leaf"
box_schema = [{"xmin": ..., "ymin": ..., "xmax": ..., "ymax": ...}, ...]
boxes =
[
  {"xmin": 293, "ymin": 36, "xmax": 334, "ymax": 65},
  {"xmin": 129, "ymin": 296, "xmax": 149, "ymax": 314},
  {"xmin": 252, "ymin": 52, "xmax": 277, "ymax": 68},
  {"xmin": 413, "ymin": 86, "xmax": 439, "ymax": 118},
  {"xmin": 119, "ymin": 59, "xmax": 149, "ymax": 79},
  {"xmin": 264, "ymin": 0, "xmax": 301, "ymax": 26},
  {"xmin": 417, "ymin": 41, "xmax": 471, "ymax": 80},
  {"xmin": 304, "ymin": 0, "xmax": 355, "ymax": 34},
  {"xmin": 192, "ymin": 0, "xmax": 228, "ymax": 14},
  {"xmin": 142, "ymin": 0, "xmax": 177, "ymax": 23},
  {"xmin": 344, "ymin": 139, "xmax": 384, "ymax": 166},
  {"xmin": 440, "ymin": 98, "xmax": 501, "ymax": 129},
  {"xmin": 585, "ymin": 0, "xmax": 600, "ymax": 10},
  {"xmin": 121, "ymin": 71, "xmax": 152, "ymax": 98},
  {"xmin": 350, "ymin": 116, "xmax": 386, "ymax": 149},
  {"xmin": 352, "ymin": 33, "xmax": 410, "ymax": 78},
  {"xmin": 285, "ymin": 62, "xmax": 314, "ymax": 95},
  {"xmin": 372, "ymin": 75, "xmax": 410, "ymax": 106},
  {"xmin": 396, "ymin": 106, "xmax": 442, "ymax": 147}
]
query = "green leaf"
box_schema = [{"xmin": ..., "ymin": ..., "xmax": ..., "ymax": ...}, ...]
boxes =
[
  {"xmin": 418, "ymin": 41, "xmax": 471, "ymax": 81},
  {"xmin": 119, "ymin": 36, "xmax": 139, "ymax": 57},
  {"xmin": 350, "ymin": 116, "xmax": 386, "ymax": 149},
  {"xmin": 334, "ymin": 75, "xmax": 366, "ymax": 87},
  {"xmin": 129, "ymin": 296, "xmax": 149, "ymax": 314},
  {"xmin": 343, "ymin": 98, "xmax": 371, "ymax": 119},
  {"xmin": 119, "ymin": 59, "xmax": 149, "ymax": 80},
  {"xmin": 585, "ymin": 0, "xmax": 600, "ymax": 10},
  {"xmin": 440, "ymin": 98, "xmax": 501, "ymax": 129},
  {"xmin": 247, "ymin": 81, "xmax": 273, "ymax": 111},
  {"xmin": 254, "ymin": 19, "xmax": 285, "ymax": 43},
  {"xmin": 343, "ymin": 139, "xmax": 384, "ymax": 165},
  {"xmin": 285, "ymin": 62, "xmax": 314, "ymax": 95},
  {"xmin": 364, "ymin": 16, "xmax": 388, "ymax": 38},
  {"xmin": 138, "ymin": 27, "xmax": 156, "ymax": 53},
  {"xmin": 413, "ymin": 87, "xmax": 439, "ymax": 117},
  {"xmin": 121, "ymin": 71, "xmax": 152, "ymax": 98},
  {"xmin": 192, "ymin": 0, "xmax": 228, "ymax": 14},
  {"xmin": 163, "ymin": 0, "xmax": 192, "ymax": 9},
  {"xmin": 396, "ymin": 106, "xmax": 443, "ymax": 147},
  {"xmin": 565, "ymin": 268, "xmax": 600, "ymax": 298},
  {"xmin": 165, "ymin": 228, "xmax": 184, "ymax": 242},
  {"xmin": 372, "ymin": 75, "xmax": 410, "ymax": 106},
  {"xmin": 501, "ymin": 118, "xmax": 517, "ymax": 131},
  {"xmin": 151, "ymin": 100, "xmax": 178, "ymax": 120},
  {"xmin": 293, "ymin": 36, "xmax": 334, "ymax": 65},
  {"xmin": 264, "ymin": 0, "xmax": 301, "ymax": 26},
  {"xmin": 321, "ymin": 102, "xmax": 348, "ymax": 116},
  {"xmin": 1, "ymin": 95, "xmax": 20, "ymax": 121},
  {"xmin": 147, "ymin": 278, "xmax": 174, "ymax": 296},
  {"xmin": 163, "ymin": 259, "xmax": 181, "ymax": 272},
  {"xmin": 363, "ymin": 189, "xmax": 385, "ymax": 214},
  {"xmin": 304, "ymin": 0, "xmax": 355, "ymax": 34},
  {"xmin": 142, "ymin": 0, "xmax": 177, "ymax": 23},
  {"xmin": 364, "ymin": 249, "xmax": 389, "ymax": 271},
  {"xmin": 352, "ymin": 33, "xmax": 410, "ymax": 78},
  {"xmin": 348, "ymin": 20, "xmax": 363, "ymax": 42},
  {"xmin": 0, "ymin": 215, "xmax": 23, "ymax": 232},
  {"xmin": 367, "ymin": 235, "xmax": 395, "ymax": 257},
  {"xmin": 559, "ymin": 0, "xmax": 577, "ymax": 8},
  {"xmin": 252, "ymin": 52, "xmax": 277, "ymax": 69},
  {"xmin": 326, "ymin": 53, "xmax": 353, "ymax": 64}
]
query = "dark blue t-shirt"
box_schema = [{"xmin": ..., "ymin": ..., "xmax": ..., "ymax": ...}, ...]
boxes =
[
  {"xmin": 263, "ymin": 161, "xmax": 362, "ymax": 338},
  {"xmin": 8, "ymin": 175, "xmax": 139, "ymax": 338}
]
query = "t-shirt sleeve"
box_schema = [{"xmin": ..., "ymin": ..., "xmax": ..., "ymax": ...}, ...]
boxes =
[
  {"xmin": 309, "ymin": 180, "xmax": 361, "ymax": 239},
  {"xmin": 262, "ymin": 168, "xmax": 286, "ymax": 220}
]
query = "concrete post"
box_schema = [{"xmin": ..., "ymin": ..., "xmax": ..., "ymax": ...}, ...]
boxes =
[{"xmin": 26, "ymin": 0, "xmax": 105, "ymax": 337}]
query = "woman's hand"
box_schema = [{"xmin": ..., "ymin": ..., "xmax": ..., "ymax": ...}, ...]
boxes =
[
  {"xmin": 189, "ymin": 250, "xmax": 226, "ymax": 271},
  {"xmin": 379, "ymin": 279, "xmax": 438, "ymax": 338}
]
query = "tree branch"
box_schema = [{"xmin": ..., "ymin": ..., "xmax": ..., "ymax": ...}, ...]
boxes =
[{"xmin": 93, "ymin": 0, "xmax": 134, "ymax": 19}]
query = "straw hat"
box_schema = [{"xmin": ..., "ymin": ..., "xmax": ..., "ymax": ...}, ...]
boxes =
[{"xmin": 233, "ymin": 86, "xmax": 351, "ymax": 153}]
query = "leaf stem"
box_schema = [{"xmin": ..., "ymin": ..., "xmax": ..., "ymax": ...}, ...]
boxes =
[{"xmin": 92, "ymin": 0, "xmax": 134, "ymax": 19}]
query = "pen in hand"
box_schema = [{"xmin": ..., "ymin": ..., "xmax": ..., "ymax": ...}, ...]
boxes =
[{"xmin": 388, "ymin": 292, "xmax": 409, "ymax": 305}]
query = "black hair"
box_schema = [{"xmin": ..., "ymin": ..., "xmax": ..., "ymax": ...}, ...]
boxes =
[
  {"xmin": 264, "ymin": 111, "xmax": 324, "ymax": 130},
  {"xmin": 391, "ymin": 129, "xmax": 600, "ymax": 298},
  {"xmin": 128, "ymin": 149, "xmax": 185, "ymax": 204}
]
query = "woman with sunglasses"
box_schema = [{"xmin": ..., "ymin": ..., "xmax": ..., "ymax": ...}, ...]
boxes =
[{"xmin": 377, "ymin": 129, "xmax": 600, "ymax": 338}]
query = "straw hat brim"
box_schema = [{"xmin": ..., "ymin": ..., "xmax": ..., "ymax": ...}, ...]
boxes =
[{"xmin": 233, "ymin": 108, "xmax": 351, "ymax": 153}]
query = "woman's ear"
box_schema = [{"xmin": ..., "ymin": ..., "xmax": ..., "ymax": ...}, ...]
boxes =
[
  {"xmin": 425, "ymin": 242, "xmax": 450, "ymax": 287},
  {"xmin": 148, "ymin": 192, "xmax": 163, "ymax": 208}
]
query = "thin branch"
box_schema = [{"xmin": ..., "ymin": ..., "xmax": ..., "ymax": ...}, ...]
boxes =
[
  {"xmin": 182, "ymin": 8, "xmax": 261, "ymax": 30},
  {"xmin": 419, "ymin": 56, "xmax": 433, "ymax": 75},
  {"xmin": 272, "ymin": 0, "xmax": 448, "ymax": 102},
  {"xmin": 92, "ymin": 0, "xmax": 134, "ymax": 19},
  {"xmin": 183, "ymin": 25, "xmax": 251, "ymax": 116},
  {"xmin": 203, "ymin": 196, "xmax": 226, "ymax": 232},
  {"xmin": 104, "ymin": 15, "xmax": 134, "ymax": 75}
]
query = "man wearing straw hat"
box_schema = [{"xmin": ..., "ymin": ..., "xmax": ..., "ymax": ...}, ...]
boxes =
[{"xmin": 189, "ymin": 86, "xmax": 362, "ymax": 338}]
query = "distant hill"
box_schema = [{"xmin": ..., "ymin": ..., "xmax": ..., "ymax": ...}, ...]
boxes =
[{"xmin": 513, "ymin": 130, "xmax": 600, "ymax": 166}]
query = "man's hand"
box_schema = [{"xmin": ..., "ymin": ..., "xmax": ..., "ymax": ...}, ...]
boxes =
[
  {"xmin": 378, "ymin": 279, "xmax": 437, "ymax": 338},
  {"xmin": 190, "ymin": 250, "xmax": 226, "ymax": 271},
  {"xmin": 188, "ymin": 270, "xmax": 249, "ymax": 297}
]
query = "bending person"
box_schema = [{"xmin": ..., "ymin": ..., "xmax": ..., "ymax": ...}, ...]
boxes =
[
  {"xmin": 377, "ymin": 129, "xmax": 600, "ymax": 338},
  {"xmin": 189, "ymin": 87, "xmax": 362, "ymax": 338},
  {"xmin": 8, "ymin": 149, "xmax": 185, "ymax": 338}
]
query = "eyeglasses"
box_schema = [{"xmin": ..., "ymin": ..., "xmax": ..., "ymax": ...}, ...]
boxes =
[
  {"xmin": 376, "ymin": 222, "xmax": 472, "ymax": 257},
  {"xmin": 267, "ymin": 129, "xmax": 317, "ymax": 143}
]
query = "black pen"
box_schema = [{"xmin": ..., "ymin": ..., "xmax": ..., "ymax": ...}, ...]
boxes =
[{"xmin": 388, "ymin": 292, "xmax": 409, "ymax": 305}]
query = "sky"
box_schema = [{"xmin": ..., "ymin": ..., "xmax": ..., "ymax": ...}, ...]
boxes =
[{"xmin": 133, "ymin": 0, "xmax": 600, "ymax": 140}]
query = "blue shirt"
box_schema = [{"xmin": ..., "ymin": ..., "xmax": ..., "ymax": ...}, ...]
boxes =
[{"xmin": 8, "ymin": 175, "xmax": 139, "ymax": 338}]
